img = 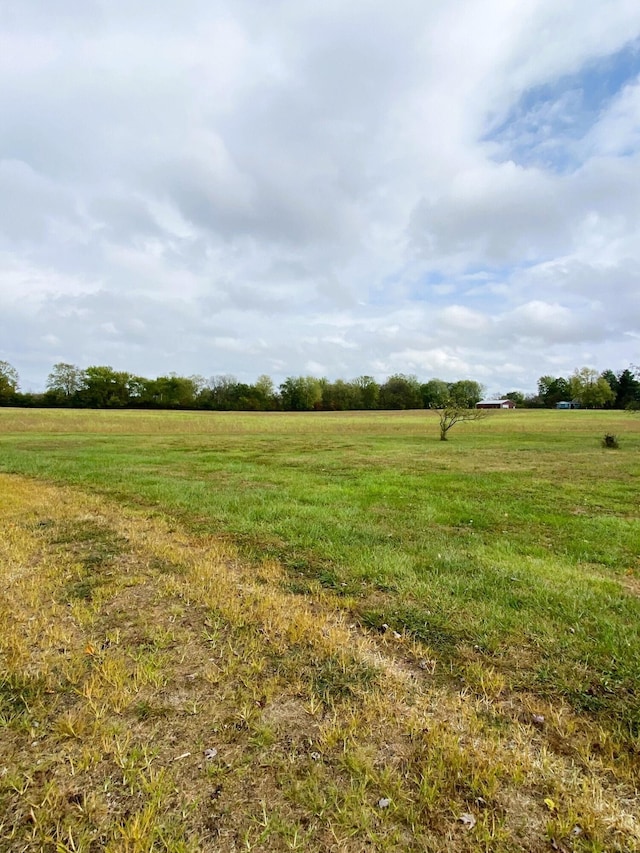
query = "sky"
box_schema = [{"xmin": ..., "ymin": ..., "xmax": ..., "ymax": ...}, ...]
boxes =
[{"xmin": 1, "ymin": 0, "xmax": 640, "ymax": 395}]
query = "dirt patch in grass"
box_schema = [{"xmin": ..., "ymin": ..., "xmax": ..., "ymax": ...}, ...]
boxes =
[
  {"xmin": 1, "ymin": 473, "xmax": 639, "ymax": 852},
  {"xmin": 620, "ymin": 569, "xmax": 640, "ymax": 598}
]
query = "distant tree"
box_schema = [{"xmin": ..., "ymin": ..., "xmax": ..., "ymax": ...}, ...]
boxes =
[
  {"xmin": 189, "ymin": 374, "xmax": 208, "ymax": 401},
  {"xmin": 46, "ymin": 362, "xmax": 83, "ymax": 403},
  {"xmin": 151, "ymin": 374, "xmax": 199, "ymax": 408},
  {"xmin": 0, "ymin": 360, "xmax": 19, "ymax": 403},
  {"xmin": 80, "ymin": 366, "xmax": 132, "ymax": 407},
  {"xmin": 569, "ymin": 367, "xmax": 615, "ymax": 409},
  {"xmin": 321, "ymin": 379, "xmax": 341, "ymax": 410},
  {"xmin": 521, "ymin": 394, "xmax": 545, "ymax": 408},
  {"xmin": 228, "ymin": 382, "xmax": 256, "ymax": 410},
  {"xmin": 127, "ymin": 375, "xmax": 152, "ymax": 405},
  {"xmin": 613, "ymin": 368, "xmax": 640, "ymax": 409},
  {"xmin": 436, "ymin": 403, "xmax": 488, "ymax": 441},
  {"xmin": 321, "ymin": 379, "xmax": 363, "ymax": 410},
  {"xmin": 353, "ymin": 375, "xmax": 380, "ymax": 409},
  {"xmin": 537, "ymin": 376, "xmax": 553, "ymax": 401},
  {"xmin": 209, "ymin": 374, "xmax": 276, "ymax": 411},
  {"xmin": 379, "ymin": 374, "xmax": 422, "ymax": 409},
  {"xmin": 537, "ymin": 375, "xmax": 571, "ymax": 407},
  {"xmin": 15, "ymin": 392, "xmax": 45, "ymax": 408},
  {"xmin": 279, "ymin": 376, "xmax": 323, "ymax": 411},
  {"xmin": 420, "ymin": 379, "xmax": 449, "ymax": 409},
  {"xmin": 600, "ymin": 370, "xmax": 619, "ymax": 406},
  {"xmin": 206, "ymin": 375, "xmax": 240, "ymax": 409},
  {"xmin": 447, "ymin": 379, "xmax": 484, "ymax": 408},
  {"xmin": 253, "ymin": 375, "xmax": 277, "ymax": 410},
  {"xmin": 504, "ymin": 391, "xmax": 525, "ymax": 405}
]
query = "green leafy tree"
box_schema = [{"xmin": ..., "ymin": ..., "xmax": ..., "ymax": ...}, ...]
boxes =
[
  {"xmin": 0, "ymin": 360, "xmax": 19, "ymax": 403},
  {"xmin": 232, "ymin": 382, "xmax": 270, "ymax": 410},
  {"xmin": 279, "ymin": 376, "xmax": 323, "ymax": 411},
  {"xmin": 353, "ymin": 376, "xmax": 379, "ymax": 409},
  {"xmin": 210, "ymin": 374, "xmax": 279, "ymax": 411},
  {"xmin": 127, "ymin": 375, "xmax": 152, "ymax": 404},
  {"xmin": 504, "ymin": 391, "xmax": 525, "ymax": 405},
  {"xmin": 569, "ymin": 367, "xmax": 615, "ymax": 409},
  {"xmin": 46, "ymin": 363, "xmax": 83, "ymax": 403},
  {"xmin": 205, "ymin": 375, "xmax": 240, "ymax": 409},
  {"xmin": 521, "ymin": 394, "xmax": 545, "ymax": 408},
  {"xmin": 379, "ymin": 374, "xmax": 422, "ymax": 410},
  {"xmin": 321, "ymin": 379, "xmax": 363, "ymax": 410},
  {"xmin": 447, "ymin": 379, "xmax": 484, "ymax": 408},
  {"xmin": 80, "ymin": 366, "xmax": 132, "ymax": 407},
  {"xmin": 152, "ymin": 374, "xmax": 199, "ymax": 408},
  {"xmin": 537, "ymin": 375, "xmax": 571, "ymax": 407},
  {"xmin": 189, "ymin": 375, "xmax": 207, "ymax": 403},
  {"xmin": 600, "ymin": 370, "xmax": 619, "ymax": 406},
  {"xmin": 613, "ymin": 368, "xmax": 640, "ymax": 409},
  {"xmin": 252, "ymin": 375, "xmax": 276, "ymax": 410},
  {"xmin": 420, "ymin": 379, "xmax": 449, "ymax": 409}
]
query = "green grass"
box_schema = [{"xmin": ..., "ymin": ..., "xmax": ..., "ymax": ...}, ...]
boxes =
[
  {"xmin": 1, "ymin": 409, "xmax": 640, "ymax": 852},
  {"xmin": 1, "ymin": 408, "xmax": 639, "ymax": 740}
]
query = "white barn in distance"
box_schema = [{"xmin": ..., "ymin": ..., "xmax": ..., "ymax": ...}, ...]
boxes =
[{"xmin": 476, "ymin": 399, "xmax": 516, "ymax": 409}]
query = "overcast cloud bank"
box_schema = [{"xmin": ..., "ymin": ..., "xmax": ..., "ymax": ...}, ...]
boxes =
[{"xmin": 1, "ymin": 0, "xmax": 639, "ymax": 393}]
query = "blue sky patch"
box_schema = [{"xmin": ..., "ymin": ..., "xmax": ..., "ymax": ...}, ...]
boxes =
[{"xmin": 486, "ymin": 39, "xmax": 640, "ymax": 172}]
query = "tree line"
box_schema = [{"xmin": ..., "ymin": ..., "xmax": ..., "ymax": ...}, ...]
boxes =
[
  {"xmin": 0, "ymin": 360, "xmax": 638, "ymax": 411},
  {"xmin": 536, "ymin": 367, "xmax": 640, "ymax": 410}
]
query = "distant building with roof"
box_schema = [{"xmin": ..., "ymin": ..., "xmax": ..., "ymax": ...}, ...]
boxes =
[{"xmin": 475, "ymin": 399, "xmax": 516, "ymax": 409}]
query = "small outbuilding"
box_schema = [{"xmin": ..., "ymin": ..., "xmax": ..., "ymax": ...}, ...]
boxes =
[
  {"xmin": 476, "ymin": 399, "xmax": 516, "ymax": 409},
  {"xmin": 556, "ymin": 401, "xmax": 579, "ymax": 409}
]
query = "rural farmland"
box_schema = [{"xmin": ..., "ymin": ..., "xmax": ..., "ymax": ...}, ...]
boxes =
[{"xmin": 1, "ymin": 408, "xmax": 639, "ymax": 852}]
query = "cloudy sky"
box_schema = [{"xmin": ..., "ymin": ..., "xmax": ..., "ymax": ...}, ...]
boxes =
[{"xmin": 2, "ymin": 0, "xmax": 640, "ymax": 394}]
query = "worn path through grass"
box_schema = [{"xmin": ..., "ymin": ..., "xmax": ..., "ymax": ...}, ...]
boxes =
[{"xmin": 1, "ymin": 472, "xmax": 639, "ymax": 852}]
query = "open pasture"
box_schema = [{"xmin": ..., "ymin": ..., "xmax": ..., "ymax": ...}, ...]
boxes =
[{"xmin": 0, "ymin": 408, "xmax": 639, "ymax": 851}]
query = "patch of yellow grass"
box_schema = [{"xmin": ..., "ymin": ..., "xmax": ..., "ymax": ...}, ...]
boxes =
[{"xmin": 1, "ymin": 473, "xmax": 638, "ymax": 851}]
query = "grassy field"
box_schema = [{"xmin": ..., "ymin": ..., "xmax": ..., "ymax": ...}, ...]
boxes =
[{"xmin": 0, "ymin": 408, "xmax": 638, "ymax": 852}]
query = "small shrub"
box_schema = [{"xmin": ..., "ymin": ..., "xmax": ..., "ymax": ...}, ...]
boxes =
[{"xmin": 602, "ymin": 433, "xmax": 619, "ymax": 449}]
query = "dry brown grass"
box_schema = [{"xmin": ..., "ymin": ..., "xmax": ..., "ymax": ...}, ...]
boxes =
[{"xmin": 1, "ymin": 473, "xmax": 638, "ymax": 852}]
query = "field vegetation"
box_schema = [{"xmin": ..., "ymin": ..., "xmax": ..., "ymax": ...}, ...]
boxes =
[{"xmin": 0, "ymin": 408, "xmax": 638, "ymax": 851}]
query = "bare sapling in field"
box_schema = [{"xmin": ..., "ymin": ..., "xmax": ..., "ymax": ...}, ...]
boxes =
[{"xmin": 436, "ymin": 403, "xmax": 488, "ymax": 440}]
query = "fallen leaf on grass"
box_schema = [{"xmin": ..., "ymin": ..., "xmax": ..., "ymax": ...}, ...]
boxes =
[{"xmin": 459, "ymin": 813, "xmax": 476, "ymax": 828}]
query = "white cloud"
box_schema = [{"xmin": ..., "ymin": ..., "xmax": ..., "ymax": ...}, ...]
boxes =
[
  {"xmin": 584, "ymin": 76, "xmax": 640, "ymax": 157},
  {"xmin": 437, "ymin": 305, "xmax": 491, "ymax": 333},
  {"xmin": 1, "ymin": 1, "xmax": 640, "ymax": 393}
]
